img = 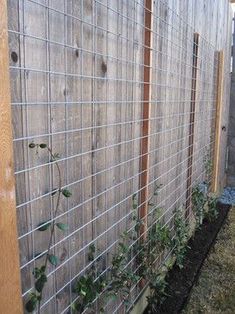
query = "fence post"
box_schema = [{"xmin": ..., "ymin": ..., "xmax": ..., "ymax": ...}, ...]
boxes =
[
  {"xmin": 0, "ymin": 1, "xmax": 23, "ymax": 313},
  {"xmin": 139, "ymin": 0, "xmax": 154, "ymax": 240},
  {"xmin": 212, "ymin": 51, "xmax": 224, "ymax": 193},
  {"xmin": 186, "ymin": 33, "xmax": 199, "ymax": 218}
]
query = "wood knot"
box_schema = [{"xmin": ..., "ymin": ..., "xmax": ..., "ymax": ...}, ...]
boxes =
[
  {"xmin": 63, "ymin": 89, "xmax": 69, "ymax": 96},
  {"xmin": 11, "ymin": 51, "xmax": 18, "ymax": 63},
  {"xmin": 101, "ymin": 60, "xmax": 107, "ymax": 75},
  {"xmin": 75, "ymin": 49, "xmax": 79, "ymax": 58}
]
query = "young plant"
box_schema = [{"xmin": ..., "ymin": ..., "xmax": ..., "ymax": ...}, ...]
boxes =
[
  {"xmin": 205, "ymin": 193, "xmax": 218, "ymax": 222},
  {"xmin": 142, "ymin": 208, "xmax": 172, "ymax": 309},
  {"xmin": 172, "ymin": 207, "xmax": 190, "ymax": 269},
  {"xmin": 72, "ymin": 244, "xmax": 107, "ymax": 313},
  {"xmin": 108, "ymin": 194, "xmax": 141, "ymax": 307},
  {"xmin": 109, "ymin": 234, "xmax": 140, "ymax": 307},
  {"xmin": 192, "ymin": 184, "xmax": 207, "ymax": 227},
  {"xmin": 25, "ymin": 143, "xmax": 72, "ymax": 314},
  {"xmin": 204, "ymin": 150, "xmax": 213, "ymax": 185},
  {"xmin": 146, "ymin": 271, "xmax": 168, "ymax": 312},
  {"xmin": 155, "ymin": 223, "xmax": 172, "ymax": 251}
]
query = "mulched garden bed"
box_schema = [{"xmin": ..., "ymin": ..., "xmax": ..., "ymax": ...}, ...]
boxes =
[{"xmin": 144, "ymin": 202, "xmax": 231, "ymax": 314}]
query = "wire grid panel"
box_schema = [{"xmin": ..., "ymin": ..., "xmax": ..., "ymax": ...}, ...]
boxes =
[
  {"xmin": 7, "ymin": 0, "xmax": 222, "ymax": 313},
  {"xmin": 9, "ymin": 0, "xmax": 145, "ymax": 313}
]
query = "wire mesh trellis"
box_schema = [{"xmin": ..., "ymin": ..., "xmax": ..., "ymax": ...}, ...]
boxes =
[{"xmin": 6, "ymin": 0, "xmax": 231, "ymax": 313}]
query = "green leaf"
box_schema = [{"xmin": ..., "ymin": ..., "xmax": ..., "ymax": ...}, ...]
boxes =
[
  {"xmin": 62, "ymin": 189, "xmax": 72, "ymax": 198},
  {"xmin": 32, "ymin": 267, "xmax": 41, "ymax": 279},
  {"xmin": 56, "ymin": 222, "xmax": 68, "ymax": 231},
  {"xmin": 89, "ymin": 244, "xmax": 95, "ymax": 253},
  {"xmin": 35, "ymin": 274, "xmax": 47, "ymax": 293},
  {"xmin": 124, "ymin": 299, "xmax": 131, "ymax": 306},
  {"xmin": 132, "ymin": 193, "xmax": 137, "ymax": 201},
  {"xmin": 25, "ymin": 295, "xmax": 38, "ymax": 312},
  {"xmin": 40, "ymin": 266, "xmax": 46, "ymax": 273},
  {"xmin": 132, "ymin": 193, "xmax": 138, "ymax": 209},
  {"xmin": 37, "ymin": 220, "xmax": 51, "ymax": 231},
  {"xmin": 80, "ymin": 288, "xmax": 87, "ymax": 296},
  {"xmin": 105, "ymin": 292, "xmax": 118, "ymax": 302},
  {"xmin": 28, "ymin": 143, "xmax": 36, "ymax": 149},
  {"xmin": 48, "ymin": 254, "xmax": 59, "ymax": 266}
]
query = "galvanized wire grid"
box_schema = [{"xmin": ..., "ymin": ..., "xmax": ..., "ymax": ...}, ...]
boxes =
[{"xmin": 8, "ymin": 0, "xmax": 219, "ymax": 313}]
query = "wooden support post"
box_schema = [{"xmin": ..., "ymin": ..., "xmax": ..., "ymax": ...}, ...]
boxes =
[
  {"xmin": 186, "ymin": 33, "xmax": 199, "ymax": 217},
  {"xmin": 139, "ymin": 0, "xmax": 153, "ymax": 239},
  {"xmin": 0, "ymin": 1, "xmax": 23, "ymax": 313},
  {"xmin": 212, "ymin": 51, "xmax": 224, "ymax": 193}
]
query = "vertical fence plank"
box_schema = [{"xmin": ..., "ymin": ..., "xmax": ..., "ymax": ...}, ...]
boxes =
[
  {"xmin": 139, "ymin": 0, "xmax": 154, "ymax": 239},
  {"xmin": 212, "ymin": 51, "xmax": 224, "ymax": 193},
  {"xmin": 0, "ymin": 1, "xmax": 23, "ymax": 313},
  {"xmin": 186, "ymin": 33, "xmax": 199, "ymax": 217}
]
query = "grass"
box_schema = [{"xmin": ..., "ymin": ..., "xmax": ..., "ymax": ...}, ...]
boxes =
[{"xmin": 183, "ymin": 208, "xmax": 235, "ymax": 314}]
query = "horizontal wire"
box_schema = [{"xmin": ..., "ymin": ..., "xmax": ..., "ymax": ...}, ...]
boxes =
[
  {"xmin": 16, "ymin": 112, "xmax": 215, "ymax": 224},
  {"xmin": 40, "ymin": 172, "xmax": 201, "ymax": 312},
  {"xmin": 20, "ymin": 136, "xmax": 212, "ymax": 282},
  {"xmin": 10, "ymin": 1, "xmax": 221, "ymax": 312},
  {"xmin": 12, "ymin": 108, "xmax": 213, "ymax": 142},
  {"xmin": 15, "ymin": 111, "xmax": 216, "ymax": 177}
]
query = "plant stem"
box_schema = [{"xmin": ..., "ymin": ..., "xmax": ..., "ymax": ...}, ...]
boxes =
[{"xmin": 37, "ymin": 147, "xmax": 62, "ymax": 314}]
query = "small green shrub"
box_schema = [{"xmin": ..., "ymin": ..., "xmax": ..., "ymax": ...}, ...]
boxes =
[
  {"xmin": 172, "ymin": 207, "xmax": 190, "ymax": 269},
  {"xmin": 146, "ymin": 272, "xmax": 168, "ymax": 312},
  {"xmin": 205, "ymin": 193, "xmax": 218, "ymax": 222},
  {"xmin": 73, "ymin": 245, "xmax": 106, "ymax": 313},
  {"xmin": 192, "ymin": 185, "xmax": 207, "ymax": 227}
]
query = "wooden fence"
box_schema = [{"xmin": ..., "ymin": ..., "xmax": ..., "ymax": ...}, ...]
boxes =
[{"xmin": 0, "ymin": 0, "xmax": 233, "ymax": 313}]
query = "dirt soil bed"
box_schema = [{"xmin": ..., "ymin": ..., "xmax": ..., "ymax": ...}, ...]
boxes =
[
  {"xmin": 183, "ymin": 207, "xmax": 235, "ymax": 314},
  {"xmin": 145, "ymin": 203, "xmax": 231, "ymax": 314}
]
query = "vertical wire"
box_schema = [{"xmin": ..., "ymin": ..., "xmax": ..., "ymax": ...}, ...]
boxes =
[
  {"xmin": 10, "ymin": 0, "xmax": 229, "ymax": 312},
  {"xmin": 68, "ymin": 0, "xmax": 73, "ymax": 309},
  {"xmin": 81, "ymin": 0, "xmax": 85, "ymax": 312},
  {"xmin": 104, "ymin": 0, "xmax": 109, "ymax": 305},
  {"xmin": 94, "ymin": 3, "xmax": 98, "ymax": 311},
  {"xmin": 131, "ymin": 0, "xmax": 137, "ymax": 301},
  {"xmin": 21, "ymin": 0, "xmax": 35, "ymax": 302},
  {"xmin": 46, "ymin": 0, "xmax": 56, "ymax": 312},
  {"xmin": 64, "ymin": 0, "xmax": 72, "ymax": 312},
  {"xmin": 91, "ymin": 0, "xmax": 96, "ymax": 297}
]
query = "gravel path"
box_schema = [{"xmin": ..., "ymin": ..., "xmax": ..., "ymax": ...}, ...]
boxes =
[{"xmin": 219, "ymin": 187, "xmax": 235, "ymax": 205}]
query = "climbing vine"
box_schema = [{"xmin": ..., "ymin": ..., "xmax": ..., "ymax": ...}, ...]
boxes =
[
  {"xmin": 206, "ymin": 193, "xmax": 218, "ymax": 221},
  {"xmin": 25, "ymin": 143, "xmax": 72, "ymax": 313},
  {"xmin": 25, "ymin": 143, "xmax": 205, "ymax": 314},
  {"xmin": 204, "ymin": 149, "xmax": 213, "ymax": 185},
  {"xmin": 72, "ymin": 244, "xmax": 107, "ymax": 313},
  {"xmin": 70, "ymin": 186, "xmax": 192, "ymax": 313},
  {"xmin": 172, "ymin": 207, "xmax": 190, "ymax": 269},
  {"xmin": 192, "ymin": 184, "xmax": 207, "ymax": 227},
  {"xmin": 192, "ymin": 152, "xmax": 218, "ymax": 228}
]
